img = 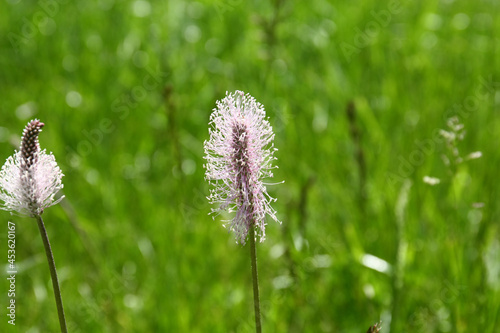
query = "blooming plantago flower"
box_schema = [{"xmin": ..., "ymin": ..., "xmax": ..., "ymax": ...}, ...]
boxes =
[
  {"xmin": 0, "ymin": 119, "xmax": 68, "ymax": 332},
  {"xmin": 0, "ymin": 119, "xmax": 64, "ymax": 216},
  {"xmin": 204, "ymin": 90, "xmax": 280, "ymax": 244}
]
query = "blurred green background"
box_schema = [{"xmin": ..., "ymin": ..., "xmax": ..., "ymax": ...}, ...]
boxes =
[{"xmin": 1, "ymin": 0, "xmax": 499, "ymax": 332}]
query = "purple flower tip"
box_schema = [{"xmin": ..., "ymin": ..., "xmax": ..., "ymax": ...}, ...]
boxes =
[{"xmin": 204, "ymin": 91, "xmax": 280, "ymax": 244}]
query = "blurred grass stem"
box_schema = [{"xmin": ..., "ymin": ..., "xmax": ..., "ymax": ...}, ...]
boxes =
[
  {"xmin": 345, "ymin": 101, "xmax": 366, "ymax": 215},
  {"xmin": 36, "ymin": 215, "xmax": 68, "ymax": 333}
]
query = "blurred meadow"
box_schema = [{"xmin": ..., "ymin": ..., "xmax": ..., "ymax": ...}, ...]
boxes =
[{"xmin": 1, "ymin": 0, "xmax": 499, "ymax": 332}]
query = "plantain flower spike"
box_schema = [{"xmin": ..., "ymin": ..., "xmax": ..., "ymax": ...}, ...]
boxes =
[
  {"xmin": 0, "ymin": 119, "xmax": 64, "ymax": 217},
  {"xmin": 204, "ymin": 91, "xmax": 280, "ymax": 244}
]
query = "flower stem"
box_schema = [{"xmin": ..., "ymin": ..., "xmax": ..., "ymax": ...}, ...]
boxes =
[
  {"xmin": 249, "ymin": 226, "xmax": 262, "ymax": 333},
  {"xmin": 36, "ymin": 215, "xmax": 68, "ymax": 333}
]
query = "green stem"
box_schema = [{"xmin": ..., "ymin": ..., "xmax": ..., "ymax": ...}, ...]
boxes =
[
  {"xmin": 36, "ymin": 215, "xmax": 68, "ymax": 333},
  {"xmin": 249, "ymin": 226, "xmax": 262, "ymax": 333}
]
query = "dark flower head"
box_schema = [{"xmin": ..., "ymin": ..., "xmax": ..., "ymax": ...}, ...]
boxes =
[{"xmin": 20, "ymin": 119, "xmax": 44, "ymax": 169}]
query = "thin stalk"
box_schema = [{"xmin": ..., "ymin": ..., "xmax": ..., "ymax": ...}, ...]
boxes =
[
  {"xmin": 36, "ymin": 215, "xmax": 68, "ymax": 333},
  {"xmin": 249, "ymin": 226, "xmax": 262, "ymax": 333}
]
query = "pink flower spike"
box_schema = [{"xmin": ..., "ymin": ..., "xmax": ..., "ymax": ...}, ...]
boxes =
[
  {"xmin": 204, "ymin": 90, "xmax": 280, "ymax": 244},
  {"xmin": 0, "ymin": 119, "xmax": 64, "ymax": 217}
]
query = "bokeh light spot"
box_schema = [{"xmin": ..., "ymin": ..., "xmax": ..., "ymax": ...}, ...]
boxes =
[
  {"xmin": 132, "ymin": 0, "xmax": 151, "ymax": 17},
  {"xmin": 66, "ymin": 91, "xmax": 82, "ymax": 108},
  {"xmin": 452, "ymin": 13, "xmax": 470, "ymax": 30},
  {"xmin": 15, "ymin": 102, "xmax": 37, "ymax": 120},
  {"xmin": 184, "ymin": 25, "xmax": 201, "ymax": 43}
]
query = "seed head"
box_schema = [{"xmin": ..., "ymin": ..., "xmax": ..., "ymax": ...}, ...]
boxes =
[
  {"xmin": 204, "ymin": 91, "xmax": 280, "ymax": 244},
  {"xmin": 20, "ymin": 119, "xmax": 44, "ymax": 169},
  {"xmin": 0, "ymin": 119, "xmax": 64, "ymax": 217}
]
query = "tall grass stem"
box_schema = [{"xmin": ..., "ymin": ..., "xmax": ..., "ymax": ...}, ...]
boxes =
[
  {"xmin": 36, "ymin": 215, "xmax": 68, "ymax": 333},
  {"xmin": 249, "ymin": 226, "xmax": 262, "ymax": 333}
]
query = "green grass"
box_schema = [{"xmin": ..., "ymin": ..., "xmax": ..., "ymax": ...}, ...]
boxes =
[{"xmin": 0, "ymin": 0, "xmax": 499, "ymax": 332}]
